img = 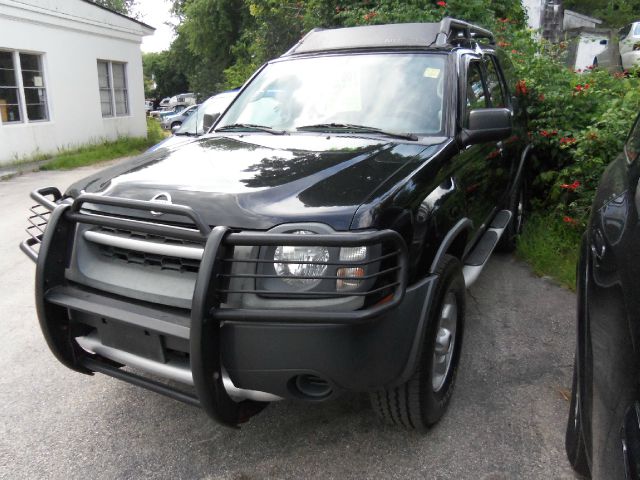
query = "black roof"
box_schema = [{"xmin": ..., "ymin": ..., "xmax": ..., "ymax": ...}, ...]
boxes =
[{"xmin": 283, "ymin": 18, "xmax": 493, "ymax": 56}]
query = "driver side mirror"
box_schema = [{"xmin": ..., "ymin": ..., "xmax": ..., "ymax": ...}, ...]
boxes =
[
  {"xmin": 459, "ymin": 108, "xmax": 512, "ymax": 146},
  {"xmin": 203, "ymin": 113, "xmax": 220, "ymax": 132}
]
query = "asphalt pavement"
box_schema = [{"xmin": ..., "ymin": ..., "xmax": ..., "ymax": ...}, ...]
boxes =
[{"xmin": 0, "ymin": 165, "xmax": 578, "ymax": 479}]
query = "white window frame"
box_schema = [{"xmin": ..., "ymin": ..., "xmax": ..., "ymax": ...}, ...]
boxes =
[
  {"xmin": 0, "ymin": 49, "xmax": 49, "ymax": 126},
  {"xmin": 98, "ymin": 60, "xmax": 129, "ymax": 118}
]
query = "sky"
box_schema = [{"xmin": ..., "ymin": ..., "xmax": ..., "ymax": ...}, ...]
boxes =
[{"xmin": 132, "ymin": 0, "xmax": 177, "ymax": 53}]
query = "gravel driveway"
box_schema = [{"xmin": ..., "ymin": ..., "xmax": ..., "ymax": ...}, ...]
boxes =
[{"xmin": 0, "ymin": 165, "xmax": 578, "ymax": 479}]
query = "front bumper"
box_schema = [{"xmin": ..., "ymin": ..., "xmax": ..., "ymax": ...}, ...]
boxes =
[{"xmin": 21, "ymin": 187, "xmax": 434, "ymax": 426}]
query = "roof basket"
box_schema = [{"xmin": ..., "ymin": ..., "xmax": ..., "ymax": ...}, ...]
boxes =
[{"xmin": 436, "ymin": 17, "xmax": 495, "ymax": 46}]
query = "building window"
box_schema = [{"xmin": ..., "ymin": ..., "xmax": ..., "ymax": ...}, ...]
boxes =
[
  {"xmin": 98, "ymin": 60, "xmax": 128, "ymax": 117},
  {"xmin": 0, "ymin": 50, "xmax": 48, "ymax": 124},
  {"xmin": 20, "ymin": 53, "xmax": 48, "ymax": 121}
]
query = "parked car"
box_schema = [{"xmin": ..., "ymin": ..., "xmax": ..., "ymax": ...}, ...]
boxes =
[
  {"xmin": 596, "ymin": 22, "xmax": 640, "ymax": 71},
  {"xmin": 565, "ymin": 113, "xmax": 640, "ymax": 479},
  {"xmin": 168, "ymin": 92, "xmax": 197, "ymax": 107},
  {"xmin": 148, "ymin": 89, "xmax": 237, "ymax": 152},
  {"xmin": 160, "ymin": 104, "xmax": 199, "ymax": 131},
  {"xmin": 144, "ymin": 100, "xmax": 154, "ymax": 115},
  {"xmin": 159, "ymin": 97, "xmax": 170, "ymax": 107},
  {"xmin": 21, "ymin": 18, "xmax": 530, "ymax": 430},
  {"xmin": 150, "ymin": 104, "xmax": 187, "ymax": 120},
  {"xmin": 619, "ymin": 21, "xmax": 640, "ymax": 70}
]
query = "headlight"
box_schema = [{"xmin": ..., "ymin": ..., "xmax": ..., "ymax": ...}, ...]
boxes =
[{"xmin": 273, "ymin": 230, "xmax": 330, "ymax": 288}]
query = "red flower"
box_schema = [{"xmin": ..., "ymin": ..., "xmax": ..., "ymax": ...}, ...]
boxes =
[
  {"xmin": 437, "ymin": 1, "xmax": 447, "ymax": 6},
  {"xmin": 560, "ymin": 136, "xmax": 577, "ymax": 145},
  {"xmin": 363, "ymin": 10, "xmax": 378, "ymax": 21},
  {"xmin": 563, "ymin": 216, "xmax": 578, "ymax": 225},
  {"xmin": 498, "ymin": 18, "xmax": 509, "ymax": 23},
  {"xmin": 538, "ymin": 93, "xmax": 545, "ymax": 101},
  {"xmin": 497, "ymin": 41, "xmax": 510, "ymax": 48},
  {"xmin": 511, "ymin": 49, "xmax": 519, "ymax": 54},
  {"xmin": 515, "ymin": 79, "xmax": 527, "ymax": 95},
  {"xmin": 540, "ymin": 130, "xmax": 549, "ymax": 137},
  {"xmin": 560, "ymin": 180, "xmax": 581, "ymax": 191}
]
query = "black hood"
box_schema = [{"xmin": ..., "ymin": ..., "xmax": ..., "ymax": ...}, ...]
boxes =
[{"xmin": 67, "ymin": 135, "xmax": 442, "ymax": 230}]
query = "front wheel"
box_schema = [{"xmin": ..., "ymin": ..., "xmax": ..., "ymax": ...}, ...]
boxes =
[{"xmin": 370, "ymin": 254, "xmax": 465, "ymax": 431}]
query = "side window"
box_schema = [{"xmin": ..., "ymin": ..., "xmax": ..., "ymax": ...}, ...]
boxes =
[
  {"xmin": 484, "ymin": 56, "xmax": 507, "ymax": 108},
  {"xmin": 620, "ymin": 24, "xmax": 632, "ymax": 39},
  {"xmin": 465, "ymin": 62, "xmax": 488, "ymax": 126},
  {"xmin": 625, "ymin": 116, "xmax": 640, "ymax": 163}
]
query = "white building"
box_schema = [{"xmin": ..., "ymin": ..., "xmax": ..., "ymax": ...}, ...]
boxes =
[{"xmin": 0, "ymin": 0, "xmax": 154, "ymax": 164}]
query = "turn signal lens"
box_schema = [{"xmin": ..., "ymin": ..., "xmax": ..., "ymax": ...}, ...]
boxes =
[
  {"xmin": 339, "ymin": 246, "xmax": 367, "ymax": 262},
  {"xmin": 337, "ymin": 267, "xmax": 365, "ymax": 291},
  {"xmin": 337, "ymin": 246, "xmax": 367, "ymax": 291}
]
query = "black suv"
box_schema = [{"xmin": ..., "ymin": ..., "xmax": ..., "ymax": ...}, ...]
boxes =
[{"xmin": 21, "ymin": 18, "xmax": 530, "ymax": 430}]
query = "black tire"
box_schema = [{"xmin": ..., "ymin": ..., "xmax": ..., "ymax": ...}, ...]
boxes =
[
  {"xmin": 370, "ymin": 254, "xmax": 465, "ymax": 431},
  {"xmin": 497, "ymin": 177, "xmax": 526, "ymax": 253},
  {"xmin": 566, "ymin": 354, "xmax": 591, "ymax": 478}
]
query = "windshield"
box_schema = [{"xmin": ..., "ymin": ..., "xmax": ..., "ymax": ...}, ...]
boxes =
[
  {"xmin": 217, "ymin": 53, "xmax": 446, "ymax": 135},
  {"xmin": 176, "ymin": 92, "xmax": 236, "ymax": 135}
]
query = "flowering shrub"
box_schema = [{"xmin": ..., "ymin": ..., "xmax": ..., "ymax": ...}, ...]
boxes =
[{"xmin": 504, "ymin": 28, "xmax": 640, "ymax": 226}]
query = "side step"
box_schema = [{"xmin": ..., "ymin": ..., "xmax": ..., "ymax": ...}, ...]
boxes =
[{"xmin": 462, "ymin": 210, "xmax": 512, "ymax": 288}]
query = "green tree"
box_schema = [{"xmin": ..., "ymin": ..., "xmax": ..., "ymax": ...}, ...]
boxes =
[{"xmin": 89, "ymin": 0, "xmax": 137, "ymax": 15}]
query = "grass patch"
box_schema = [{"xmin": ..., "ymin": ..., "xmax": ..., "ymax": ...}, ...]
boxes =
[
  {"xmin": 40, "ymin": 118, "xmax": 166, "ymax": 171},
  {"xmin": 516, "ymin": 213, "xmax": 582, "ymax": 291}
]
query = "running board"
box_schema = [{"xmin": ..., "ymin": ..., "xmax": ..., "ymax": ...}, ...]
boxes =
[
  {"xmin": 76, "ymin": 333, "xmax": 282, "ymax": 403},
  {"xmin": 462, "ymin": 210, "xmax": 512, "ymax": 288}
]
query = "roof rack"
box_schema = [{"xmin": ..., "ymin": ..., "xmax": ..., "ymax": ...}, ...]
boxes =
[
  {"xmin": 436, "ymin": 17, "xmax": 495, "ymax": 46},
  {"xmin": 281, "ymin": 18, "xmax": 495, "ymax": 57}
]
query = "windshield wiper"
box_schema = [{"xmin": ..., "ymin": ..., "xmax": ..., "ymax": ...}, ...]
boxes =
[
  {"xmin": 296, "ymin": 123, "xmax": 418, "ymax": 141},
  {"xmin": 216, "ymin": 123, "xmax": 287, "ymax": 135}
]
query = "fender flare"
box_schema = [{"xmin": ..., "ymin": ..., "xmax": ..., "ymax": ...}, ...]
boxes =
[{"xmin": 428, "ymin": 217, "xmax": 472, "ymax": 274}]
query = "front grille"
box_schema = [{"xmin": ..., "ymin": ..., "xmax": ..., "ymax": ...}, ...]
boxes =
[{"xmin": 88, "ymin": 226, "xmax": 203, "ymax": 274}]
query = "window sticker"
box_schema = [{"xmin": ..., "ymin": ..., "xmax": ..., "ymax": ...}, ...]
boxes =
[{"xmin": 423, "ymin": 67, "xmax": 441, "ymax": 78}]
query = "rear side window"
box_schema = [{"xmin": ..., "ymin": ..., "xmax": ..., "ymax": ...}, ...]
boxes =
[
  {"xmin": 484, "ymin": 56, "xmax": 506, "ymax": 107},
  {"xmin": 465, "ymin": 62, "xmax": 488, "ymax": 126},
  {"xmin": 625, "ymin": 116, "xmax": 640, "ymax": 163}
]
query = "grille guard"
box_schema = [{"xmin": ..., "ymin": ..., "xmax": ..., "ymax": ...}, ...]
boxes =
[{"xmin": 21, "ymin": 187, "xmax": 409, "ymax": 426}]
